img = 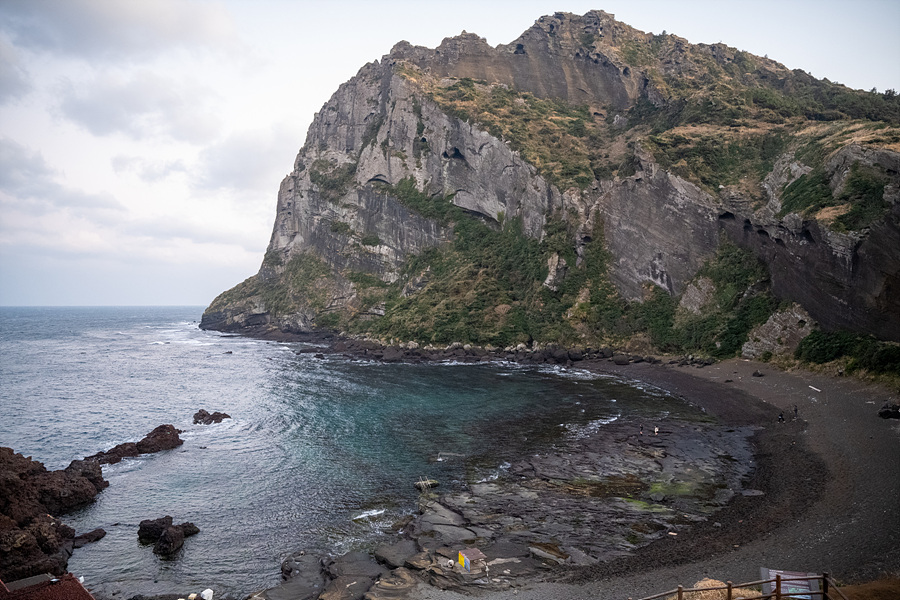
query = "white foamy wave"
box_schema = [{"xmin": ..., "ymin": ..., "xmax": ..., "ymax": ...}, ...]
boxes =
[
  {"xmin": 351, "ymin": 508, "xmax": 386, "ymax": 521},
  {"xmin": 474, "ymin": 461, "xmax": 510, "ymax": 483},
  {"xmin": 173, "ymin": 339, "xmax": 216, "ymax": 346},
  {"xmin": 564, "ymin": 414, "xmax": 620, "ymax": 439},
  {"xmin": 553, "ymin": 367, "xmax": 623, "ymax": 382}
]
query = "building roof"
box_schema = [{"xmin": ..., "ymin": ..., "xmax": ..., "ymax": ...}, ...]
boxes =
[{"xmin": 0, "ymin": 574, "xmax": 96, "ymax": 600}]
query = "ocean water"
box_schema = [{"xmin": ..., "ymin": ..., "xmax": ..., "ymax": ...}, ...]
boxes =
[{"xmin": 0, "ymin": 306, "xmax": 695, "ymax": 596}]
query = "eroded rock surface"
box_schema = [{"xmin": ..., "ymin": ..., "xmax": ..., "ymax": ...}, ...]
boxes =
[
  {"xmin": 0, "ymin": 448, "xmax": 108, "ymax": 581},
  {"xmin": 138, "ymin": 516, "xmax": 200, "ymax": 557},
  {"xmin": 86, "ymin": 424, "xmax": 184, "ymax": 465},
  {"xmin": 193, "ymin": 409, "xmax": 232, "ymax": 425}
]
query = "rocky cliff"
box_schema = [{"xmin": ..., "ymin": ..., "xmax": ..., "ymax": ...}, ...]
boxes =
[{"xmin": 202, "ymin": 10, "xmax": 900, "ymax": 352}]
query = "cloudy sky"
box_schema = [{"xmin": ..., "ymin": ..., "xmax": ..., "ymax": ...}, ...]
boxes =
[{"xmin": 1, "ymin": 0, "xmax": 898, "ymax": 306}]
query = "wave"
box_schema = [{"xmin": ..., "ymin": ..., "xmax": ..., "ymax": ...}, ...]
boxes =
[
  {"xmin": 351, "ymin": 508, "xmax": 386, "ymax": 521},
  {"xmin": 563, "ymin": 414, "xmax": 621, "ymax": 439}
]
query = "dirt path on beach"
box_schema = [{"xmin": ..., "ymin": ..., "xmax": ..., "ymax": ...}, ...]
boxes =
[{"xmin": 416, "ymin": 359, "xmax": 900, "ymax": 600}]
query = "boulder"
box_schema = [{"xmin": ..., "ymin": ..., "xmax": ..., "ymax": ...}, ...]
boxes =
[
  {"xmin": 179, "ymin": 521, "xmax": 200, "ymax": 537},
  {"xmin": 255, "ymin": 571, "xmax": 325, "ymax": 600},
  {"xmin": 324, "ymin": 551, "xmax": 388, "ymax": 580},
  {"xmin": 0, "ymin": 513, "xmax": 73, "ymax": 581},
  {"xmin": 374, "ymin": 539, "xmax": 418, "ymax": 569},
  {"xmin": 193, "ymin": 409, "xmax": 232, "ymax": 425},
  {"xmin": 135, "ymin": 424, "xmax": 184, "ymax": 454},
  {"xmin": 138, "ymin": 517, "xmax": 199, "ymax": 555},
  {"xmin": 281, "ymin": 550, "xmax": 324, "ymax": 581},
  {"xmin": 153, "ymin": 525, "xmax": 184, "ymax": 556},
  {"xmin": 878, "ymin": 402, "xmax": 900, "ymax": 419},
  {"xmin": 139, "ymin": 516, "xmax": 174, "ymax": 542},
  {"xmin": 72, "ymin": 527, "xmax": 106, "ymax": 548},
  {"xmin": 382, "ymin": 347, "xmax": 405, "ymax": 362},
  {"xmin": 64, "ymin": 459, "xmax": 109, "ymax": 493}
]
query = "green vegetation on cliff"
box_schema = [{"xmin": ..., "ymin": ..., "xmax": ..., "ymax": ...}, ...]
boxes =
[
  {"xmin": 205, "ymin": 251, "xmax": 340, "ymax": 326},
  {"xmin": 329, "ymin": 180, "xmax": 778, "ymax": 353},
  {"xmin": 796, "ymin": 330, "xmax": 900, "ymax": 377},
  {"xmin": 402, "ymin": 72, "xmax": 608, "ymax": 191},
  {"xmin": 399, "ymin": 59, "xmax": 900, "ymax": 216},
  {"xmin": 636, "ymin": 240, "xmax": 778, "ymax": 357}
]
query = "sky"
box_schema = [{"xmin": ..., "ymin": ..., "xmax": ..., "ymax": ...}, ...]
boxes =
[{"xmin": 1, "ymin": 0, "xmax": 898, "ymax": 307}]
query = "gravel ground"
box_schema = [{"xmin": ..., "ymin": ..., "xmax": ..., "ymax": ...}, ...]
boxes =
[{"xmin": 414, "ymin": 358, "xmax": 900, "ymax": 600}]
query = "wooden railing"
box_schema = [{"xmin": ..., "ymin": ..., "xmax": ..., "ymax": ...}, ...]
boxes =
[{"xmin": 631, "ymin": 573, "xmax": 849, "ymax": 600}]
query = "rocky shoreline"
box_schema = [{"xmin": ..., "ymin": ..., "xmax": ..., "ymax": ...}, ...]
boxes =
[
  {"xmin": 1, "ymin": 424, "xmax": 187, "ymax": 582},
  {"xmin": 9, "ymin": 332, "xmax": 894, "ymax": 599},
  {"xmin": 239, "ymin": 336, "xmax": 836, "ymax": 600}
]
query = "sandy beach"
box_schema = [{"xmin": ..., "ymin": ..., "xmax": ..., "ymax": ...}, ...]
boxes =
[{"xmin": 415, "ymin": 358, "xmax": 900, "ymax": 600}]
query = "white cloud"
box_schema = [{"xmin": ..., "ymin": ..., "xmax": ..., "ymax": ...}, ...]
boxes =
[
  {"xmin": 194, "ymin": 124, "xmax": 301, "ymax": 192},
  {"xmin": 111, "ymin": 155, "xmax": 187, "ymax": 183},
  {"xmin": 57, "ymin": 71, "xmax": 222, "ymax": 143},
  {"xmin": 0, "ymin": 38, "xmax": 31, "ymax": 104},
  {"xmin": 0, "ymin": 137, "xmax": 124, "ymax": 215},
  {"xmin": 0, "ymin": 0, "xmax": 236, "ymax": 63}
]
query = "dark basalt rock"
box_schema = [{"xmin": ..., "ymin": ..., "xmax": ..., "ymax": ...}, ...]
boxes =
[
  {"xmin": 612, "ymin": 354, "xmax": 631, "ymax": 365},
  {"xmin": 0, "ymin": 448, "xmax": 108, "ymax": 582},
  {"xmin": 72, "ymin": 527, "xmax": 106, "ymax": 548},
  {"xmin": 135, "ymin": 424, "xmax": 183, "ymax": 454},
  {"xmin": 138, "ymin": 516, "xmax": 173, "ymax": 543},
  {"xmin": 139, "ymin": 517, "xmax": 199, "ymax": 556},
  {"xmin": 179, "ymin": 521, "xmax": 200, "ymax": 537},
  {"xmin": 374, "ymin": 539, "xmax": 418, "ymax": 569},
  {"xmin": 193, "ymin": 409, "xmax": 232, "ymax": 425},
  {"xmin": 878, "ymin": 402, "xmax": 900, "ymax": 419},
  {"xmin": 153, "ymin": 525, "xmax": 184, "ymax": 556},
  {"xmin": 86, "ymin": 424, "xmax": 183, "ymax": 465}
]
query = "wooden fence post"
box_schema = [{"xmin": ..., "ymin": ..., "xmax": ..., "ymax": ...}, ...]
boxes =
[
  {"xmin": 677, "ymin": 585, "xmax": 683, "ymax": 600},
  {"xmin": 726, "ymin": 581, "xmax": 733, "ymax": 600},
  {"xmin": 823, "ymin": 572, "xmax": 829, "ymax": 599},
  {"xmin": 775, "ymin": 574, "xmax": 782, "ymax": 600}
]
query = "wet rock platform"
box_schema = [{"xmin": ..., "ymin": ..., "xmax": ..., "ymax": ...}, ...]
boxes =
[{"xmin": 253, "ymin": 415, "xmax": 758, "ymax": 599}]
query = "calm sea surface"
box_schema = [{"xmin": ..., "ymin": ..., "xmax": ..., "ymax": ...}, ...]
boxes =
[{"xmin": 0, "ymin": 306, "xmax": 694, "ymax": 596}]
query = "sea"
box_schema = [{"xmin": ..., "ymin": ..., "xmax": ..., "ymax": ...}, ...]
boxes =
[{"xmin": 0, "ymin": 306, "xmax": 697, "ymax": 597}]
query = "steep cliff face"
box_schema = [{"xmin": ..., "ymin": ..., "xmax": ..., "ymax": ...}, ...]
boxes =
[
  {"xmin": 202, "ymin": 10, "xmax": 900, "ymax": 347},
  {"xmin": 718, "ymin": 144, "xmax": 900, "ymax": 341},
  {"xmin": 392, "ymin": 11, "xmax": 642, "ymax": 109},
  {"xmin": 583, "ymin": 160, "xmax": 721, "ymax": 299}
]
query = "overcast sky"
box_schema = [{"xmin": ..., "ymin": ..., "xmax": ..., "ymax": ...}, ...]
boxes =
[{"xmin": 1, "ymin": 0, "xmax": 898, "ymax": 307}]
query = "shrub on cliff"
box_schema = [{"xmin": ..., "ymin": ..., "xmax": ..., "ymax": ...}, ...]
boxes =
[{"xmin": 796, "ymin": 331, "xmax": 900, "ymax": 376}]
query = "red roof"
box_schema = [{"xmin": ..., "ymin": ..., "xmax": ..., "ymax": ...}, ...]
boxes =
[{"xmin": 0, "ymin": 574, "xmax": 95, "ymax": 600}]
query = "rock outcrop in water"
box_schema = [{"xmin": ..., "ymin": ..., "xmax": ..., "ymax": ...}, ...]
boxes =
[
  {"xmin": 0, "ymin": 448, "xmax": 108, "ymax": 581},
  {"xmin": 85, "ymin": 424, "xmax": 184, "ymax": 465},
  {"xmin": 138, "ymin": 516, "xmax": 200, "ymax": 557},
  {"xmin": 202, "ymin": 10, "xmax": 900, "ymax": 357},
  {"xmin": 192, "ymin": 409, "xmax": 231, "ymax": 425}
]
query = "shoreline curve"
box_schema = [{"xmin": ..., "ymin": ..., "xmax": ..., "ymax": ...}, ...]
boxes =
[{"xmin": 414, "ymin": 357, "xmax": 900, "ymax": 600}]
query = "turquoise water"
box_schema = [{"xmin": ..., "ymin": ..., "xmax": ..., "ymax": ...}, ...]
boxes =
[{"xmin": 0, "ymin": 307, "xmax": 693, "ymax": 596}]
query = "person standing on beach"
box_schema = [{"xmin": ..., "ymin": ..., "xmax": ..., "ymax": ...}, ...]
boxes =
[{"xmin": 654, "ymin": 426, "xmax": 659, "ymax": 435}]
